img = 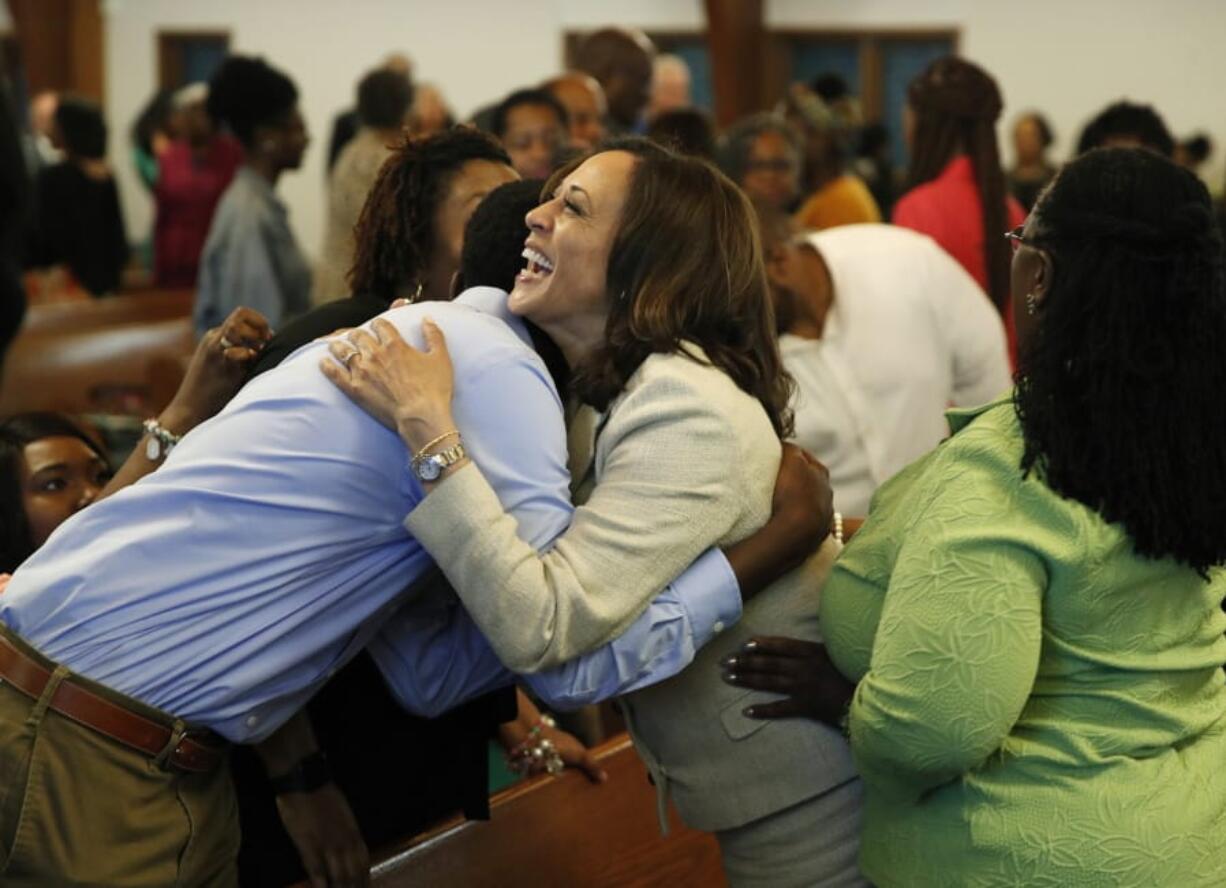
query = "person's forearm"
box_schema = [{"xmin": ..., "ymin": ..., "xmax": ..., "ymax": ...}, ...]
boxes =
[
  {"xmin": 253, "ymin": 709, "xmax": 322, "ymax": 778},
  {"xmin": 96, "ymin": 403, "xmax": 197, "ymax": 502},
  {"xmin": 724, "ymin": 511, "xmax": 830, "ymax": 599}
]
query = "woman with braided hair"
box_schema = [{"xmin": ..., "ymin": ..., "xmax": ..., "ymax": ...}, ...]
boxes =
[
  {"xmin": 724, "ymin": 146, "xmax": 1226, "ymax": 885},
  {"xmin": 893, "ymin": 57, "xmax": 1026, "ymax": 363}
]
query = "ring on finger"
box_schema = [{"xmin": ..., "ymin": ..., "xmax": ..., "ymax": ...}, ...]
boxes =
[
  {"xmin": 219, "ymin": 336, "xmax": 235, "ymax": 350},
  {"xmin": 341, "ymin": 346, "xmax": 361, "ymax": 368}
]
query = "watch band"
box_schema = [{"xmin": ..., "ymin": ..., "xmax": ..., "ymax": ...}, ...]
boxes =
[
  {"xmin": 268, "ymin": 751, "xmax": 332, "ymax": 795},
  {"xmin": 411, "ymin": 439, "xmax": 466, "ymax": 481},
  {"xmin": 142, "ymin": 418, "xmax": 182, "ymax": 462}
]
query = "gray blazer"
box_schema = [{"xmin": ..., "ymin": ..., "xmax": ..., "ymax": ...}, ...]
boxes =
[{"xmin": 408, "ymin": 347, "xmax": 856, "ymax": 832}]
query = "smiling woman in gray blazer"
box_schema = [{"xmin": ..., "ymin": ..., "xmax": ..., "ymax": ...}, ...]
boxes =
[{"xmin": 325, "ymin": 139, "xmax": 864, "ymax": 887}]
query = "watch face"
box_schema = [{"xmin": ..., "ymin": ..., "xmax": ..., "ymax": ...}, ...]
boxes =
[
  {"xmin": 417, "ymin": 456, "xmax": 442, "ymax": 481},
  {"xmin": 145, "ymin": 436, "xmax": 162, "ymax": 461}
]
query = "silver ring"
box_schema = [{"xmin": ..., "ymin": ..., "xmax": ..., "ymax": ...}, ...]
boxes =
[
  {"xmin": 341, "ymin": 347, "xmax": 360, "ymax": 369},
  {"xmin": 219, "ymin": 336, "xmax": 235, "ymax": 350}
]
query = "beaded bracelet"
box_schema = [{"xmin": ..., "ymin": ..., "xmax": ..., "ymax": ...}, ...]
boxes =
[{"xmin": 833, "ymin": 511, "xmax": 845, "ymax": 545}]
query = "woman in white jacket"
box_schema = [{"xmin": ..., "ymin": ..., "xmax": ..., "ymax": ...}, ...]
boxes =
[{"xmin": 324, "ymin": 140, "xmax": 863, "ymax": 887}]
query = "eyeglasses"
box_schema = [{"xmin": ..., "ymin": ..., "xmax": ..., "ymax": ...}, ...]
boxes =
[{"xmin": 1004, "ymin": 225, "xmax": 1031, "ymax": 253}]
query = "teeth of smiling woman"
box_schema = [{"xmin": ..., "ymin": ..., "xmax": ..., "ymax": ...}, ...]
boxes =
[{"xmin": 521, "ymin": 247, "xmax": 555, "ymax": 275}]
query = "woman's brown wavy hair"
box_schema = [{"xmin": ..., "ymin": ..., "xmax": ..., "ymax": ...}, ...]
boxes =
[{"xmin": 547, "ymin": 138, "xmax": 794, "ymax": 438}]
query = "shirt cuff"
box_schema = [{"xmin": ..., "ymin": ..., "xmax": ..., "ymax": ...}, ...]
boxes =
[{"xmin": 669, "ymin": 548, "xmax": 742, "ymax": 650}]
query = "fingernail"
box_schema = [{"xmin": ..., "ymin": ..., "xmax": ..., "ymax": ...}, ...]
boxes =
[
  {"xmin": 744, "ymin": 640, "xmax": 759, "ymax": 651},
  {"xmin": 725, "ymin": 673, "xmax": 737, "ymax": 682},
  {"xmin": 720, "ymin": 655, "xmax": 737, "ymax": 668}
]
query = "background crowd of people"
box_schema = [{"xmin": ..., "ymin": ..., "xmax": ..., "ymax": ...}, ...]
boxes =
[{"xmin": 0, "ymin": 19, "xmax": 1225, "ymax": 888}]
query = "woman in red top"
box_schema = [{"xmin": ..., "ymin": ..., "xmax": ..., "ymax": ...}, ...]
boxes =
[
  {"xmin": 893, "ymin": 57, "xmax": 1025, "ymax": 364},
  {"xmin": 153, "ymin": 85, "xmax": 243, "ymax": 288}
]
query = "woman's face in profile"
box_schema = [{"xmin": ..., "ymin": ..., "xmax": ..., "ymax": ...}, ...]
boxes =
[
  {"xmin": 20, "ymin": 436, "xmax": 111, "ymax": 549},
  {"xmin": 509, "ymin": 150, "xmax": 636, "ymax": 342}
]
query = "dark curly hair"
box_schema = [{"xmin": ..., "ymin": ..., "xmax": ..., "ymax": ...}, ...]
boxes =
[
  {"xmin": 348, "ymin": 127, "xmax": 510, "ymax": 304},
  {"xmin": 557, "ymin": 138, "xmax": 794, "ymax": 439},
  {"xmin": 1015, "ymin": 147, "xmax": 1226, "ymax": 574},
  {"xmin": 906, "ymin": 56, "xmax": 1011, "ymax": 316},
  {"xmin": 0, "ymin": 412, "xmax": 110, "ymax": 573},
  {"xmin": 206, "ymin": 55, "xmax": 298, "ymax": 147},
  {"xmin": 1075, "ymin": 100, "xmax": 1173, "ymax": 158}
]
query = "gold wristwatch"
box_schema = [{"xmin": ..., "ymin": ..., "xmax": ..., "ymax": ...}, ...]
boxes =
[{"xmin": 412, "ymin": 440, "xmax": 466, "ymax": 482}]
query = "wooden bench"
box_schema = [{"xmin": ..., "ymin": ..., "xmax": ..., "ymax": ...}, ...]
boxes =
[
  {"xmin": 18, "ymin": 290, "xmax": 194, "ymax": 337},
  {"xmin": 361, "ymin": 733, "xmax": 727, "ymax": 888},
  {"xmin": 0, "ymin": 317, "xmax": 194, "ymax": 416}
]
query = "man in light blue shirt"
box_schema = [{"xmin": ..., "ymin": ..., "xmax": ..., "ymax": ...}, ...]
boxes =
[
  {"xmin": 0, "ymin": 285, "xmax": 742, "ymax": 884},
  {"xmin": 2, "ymin": 287, "xmax": 740, "ymax": 742}
]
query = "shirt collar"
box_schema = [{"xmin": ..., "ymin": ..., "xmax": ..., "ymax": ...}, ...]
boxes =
[
  {"xmin": 453, "ymin": 286, "xmax": 534, "ymax": 349},
  {"xmin": 946, "ymin": 392, "xmax": 1014, "ymax": 434}
]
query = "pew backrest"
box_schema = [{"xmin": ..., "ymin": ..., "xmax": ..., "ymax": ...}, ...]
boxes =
[{"xmin": 368, "ymin": 733, "xmax": 728, "ymax": 888}]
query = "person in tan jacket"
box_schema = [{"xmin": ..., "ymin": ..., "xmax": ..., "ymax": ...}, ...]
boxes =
[{"xmin": 325, "ymin": 139, "xmax": 866, "ymax": 887}]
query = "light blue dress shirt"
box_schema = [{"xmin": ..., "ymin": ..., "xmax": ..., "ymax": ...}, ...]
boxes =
[
  {"xmin": 0, "ymin": 288, "xmax": 740, "ymax": 743},
  {"xmin": 194, "ymin": 166, "xmax": 312, "ymax": 336}
]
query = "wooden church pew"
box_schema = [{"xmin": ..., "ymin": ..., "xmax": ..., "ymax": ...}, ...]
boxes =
[{"xmin": 362, "ymin": 733, "xmax": 728, "ymax": 888}]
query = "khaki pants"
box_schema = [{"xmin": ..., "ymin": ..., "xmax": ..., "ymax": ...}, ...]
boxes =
[{"xmin": 0, "ymin": 627, "xmax": 239, "ymax": 887}]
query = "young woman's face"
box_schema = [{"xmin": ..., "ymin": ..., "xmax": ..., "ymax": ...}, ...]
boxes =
[
  {"xmin": 429, "ymin": 159, "xmax": 519, "ymax": 290},
  {"xmin": 20, "ymin": 436, "xmax": 110, "ymax": 549},
  {"xmin": 509, "ymin": 150, "xmax": 636, "ymax": 340}
]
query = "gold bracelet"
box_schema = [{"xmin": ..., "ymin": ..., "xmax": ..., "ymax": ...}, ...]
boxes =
[{"xmin": 413, "ymin": 429, "xmax": 460, "ymax": 460}]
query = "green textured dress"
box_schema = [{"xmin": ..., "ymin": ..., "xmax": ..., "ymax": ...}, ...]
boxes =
[{"xmin": 820, "ymin": 397, "xmax": 1226, "ymax": 887}]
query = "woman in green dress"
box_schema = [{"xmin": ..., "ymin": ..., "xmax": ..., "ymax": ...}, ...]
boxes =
[{"xmin": 722, "ymin": 146, "xmax": 1226, "ymax": 886}]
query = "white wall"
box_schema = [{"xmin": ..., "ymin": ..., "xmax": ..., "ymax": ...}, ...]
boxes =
[
  {"xmin": 103, "ymin": 0, "xmax": 1226, "ymax": 261},
  {"xmin": 768, "ymin": 0, "xmax": 1226, "ymax": 187}
]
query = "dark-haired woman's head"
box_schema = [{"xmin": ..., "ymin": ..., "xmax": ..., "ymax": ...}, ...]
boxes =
[
  {"xmin": 1011, "ymin": 147, "xmax": 1226, "ymax": 574},
  {"xmin": 906, "ymin": 56, "xmax": 1010, "ymax": 314},
  {"xmin": 207, "ymin": 55, "xmax": 307, "ymax": 171},
  {"xmin": 0, "ymin": 413, "xmax": 112, "ymax": 573},
  {"xmin": 349, "ymin": 127, "xmax": 516, "ymax": 305},
  {"xmin": 1076, "ymin": 100, "xmax": 1173, "ymax": 158},
  {"xmin": 54, "ymin": 96, "xmax": 107, "ymax": 161},
  {"xmin": 511, "ymin": 138, "xmax": 793, "ymax": 438}
]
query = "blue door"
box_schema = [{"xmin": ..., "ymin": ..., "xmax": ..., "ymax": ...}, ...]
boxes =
[{"xmin": 879, "ymin": 39, "xmax": 955, "ymax": 170}]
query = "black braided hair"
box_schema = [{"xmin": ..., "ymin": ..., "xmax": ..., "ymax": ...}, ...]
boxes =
[
  {"xmin": 1075, "ymin": 100, "xmax": 1174, "ymax": 158},
  {"xmin": 1015, "ymin": 147, "xmax": 1226, "ymax": 575},
  {"xmin": 906, "ymin": 56, "xmax": 1011, "ymax": 316},
  {"xmin": 348, "ymin": 127, "xmax": 510, "ymax": 303}
]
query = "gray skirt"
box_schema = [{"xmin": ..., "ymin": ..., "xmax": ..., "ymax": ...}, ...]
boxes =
[{"xmin": 715, "ymin": 777, "xmax": 868, "ymax": 888}]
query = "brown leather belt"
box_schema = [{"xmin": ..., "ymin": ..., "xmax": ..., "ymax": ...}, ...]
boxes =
[{"xmin": 0, "ymin": 636, "xmax": 226, "ymax": 773}]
